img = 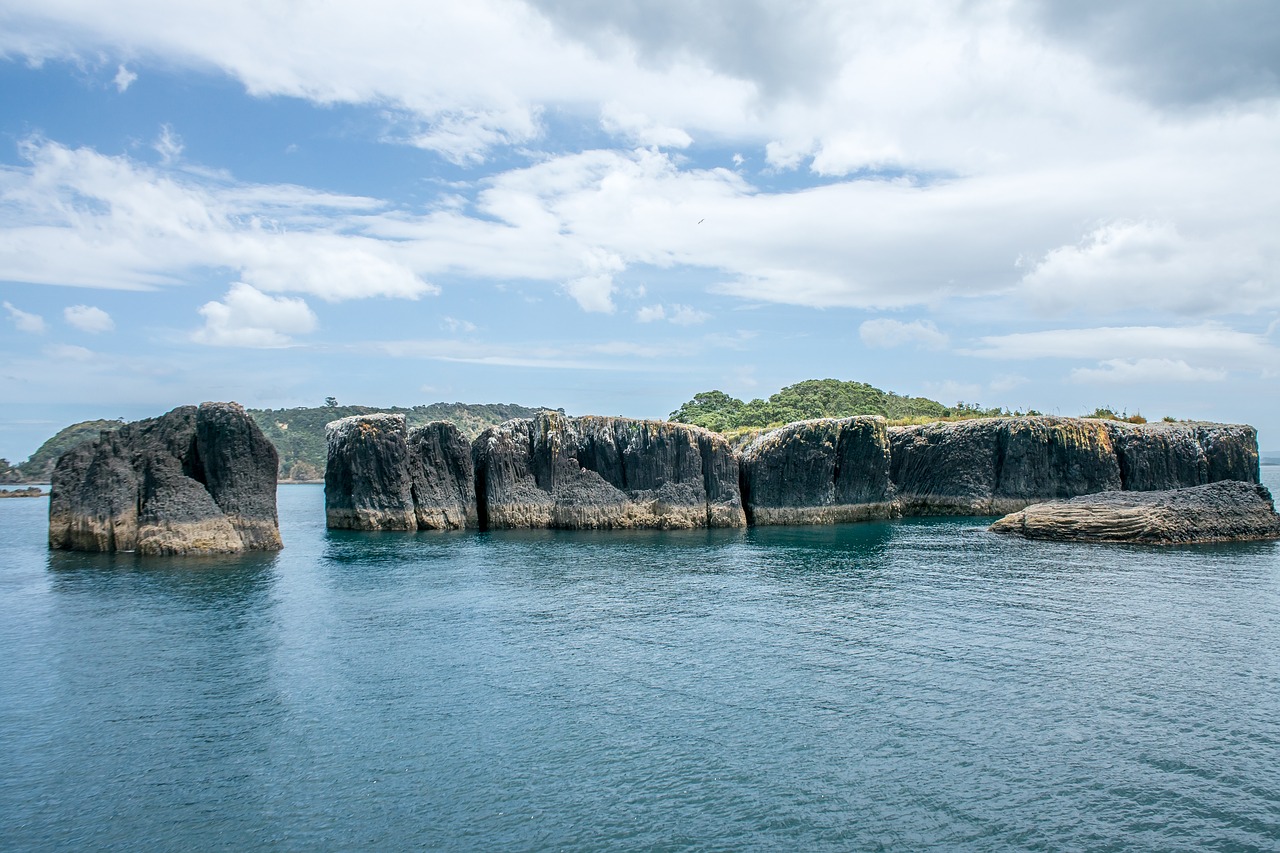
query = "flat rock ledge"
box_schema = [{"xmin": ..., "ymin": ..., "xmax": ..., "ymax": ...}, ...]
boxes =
[
  {"xmin": 49, "ymin": 402, "xmax": 282, "ymax": 556},
  {"xmin": 989, "ymin": 480, "xmax": 1280, "ymax": 544}
]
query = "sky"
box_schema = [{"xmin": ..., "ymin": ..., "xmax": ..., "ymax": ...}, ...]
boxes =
[{"xmin": 1, "ymin": 0, "xmax": 1279, "ymax": 461}]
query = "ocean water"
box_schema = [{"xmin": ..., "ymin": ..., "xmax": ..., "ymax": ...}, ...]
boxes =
[{"xmin": 2, "ymin": 476, "xmax": 1279, "ymax": 852}]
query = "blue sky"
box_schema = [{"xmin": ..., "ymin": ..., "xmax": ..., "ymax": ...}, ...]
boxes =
[{"xmin": 2, "ymin": 0, "xmax": 1280, "ymax": 461}]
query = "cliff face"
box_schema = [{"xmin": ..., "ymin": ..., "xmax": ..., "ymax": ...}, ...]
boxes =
[
  {"xmin": 472, "ymin": 412, "xmax": 745, "ymax": 529},
  {"xmin": 325, "ymin": 415, "xmax": 476, "ymax": 530},
  {"xmin": 1106, "ymin": 422, "xmax": 1259, "ymax": 490},
  {"xmin": 48, "ymin": 403, "xmax": 282, "ymax": 555},
  {"xmin": 990, "ymin": 480, "xmax": 1280, "ymax": 544},
  {"xmin": 740, "ymin": 417, "xmax": 897, "ymax": 525},
  {"xmin": 890, "ymin": 417, "xmax": 1117, "ymax": 515}
]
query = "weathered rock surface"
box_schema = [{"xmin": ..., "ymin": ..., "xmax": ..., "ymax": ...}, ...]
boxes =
[
  {"xmin": 325, "ymin": 415, "xmax": 476, "ymax": 530},
  {"xmin": 989, "ymin": 480, "xmax": 1280, "ymax": 544},
  {"xmin": 740, "ymin": 417, "xmax": 898, "ymax": 525},
  {"xmin": 472, "ymin": 413, "xmax": 745, "ymax": 530},
  {"xmin": 48, "ymin": 403, "xmax": 282, "ymax": 555},
  {"xmin": 1105, "ymin": 421, "xmax": 1259, "ymax": 490},
  {"xmin": 889, "ymin": 417, "xmax": 1121, "ymax": 515}
]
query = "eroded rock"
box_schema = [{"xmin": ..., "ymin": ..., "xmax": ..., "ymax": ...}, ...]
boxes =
[
  {"xmin": 740, "ymin": 417, "xmax": 897, "ymax": 525},
  {"xmin": 989, "ymin": 480, "xmax": 1280, "ymax": 544},
  {"xmin": 472, "ymin": 412, "xmax": 745, "ymax": 529},
  {"xmin": 48, "ymin": 403, "xmax": 282, "ymax": 555},
  {"xmin": 325, "ymin": 415, "xmax": 476, "ymax": 530}
]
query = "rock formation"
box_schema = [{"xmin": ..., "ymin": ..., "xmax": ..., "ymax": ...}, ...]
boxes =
[
  {"xmin": 1105, "ymin": 421, "xmax": 1259, "ymax": 491},
  {"xmin": 740, "ymin": 417, "xmax": 898, "ymax": 525},
  {"xmin": 48, "ymin": 403, "xmax": 282, "ymax": 555},
  {"xmin": 472, "ymin": 412, "xmax": 745, "ymax": 530},
  {"xmin": 888, "ymin": 417, "xmax": 1122, "ymax": 516},
  {"xmin": 989, "ymin": 480, "xmax": 1280, "ymax": 544},
  {"xmin": 325, "ymin": 415, "xmax": 476, "ymax": 530}
]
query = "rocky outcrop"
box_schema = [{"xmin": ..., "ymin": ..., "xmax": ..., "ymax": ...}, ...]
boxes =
[
  {"xmin": 889, "ymin": 417, "xmax": 1122, "ymax": 516},
  {"xmin": 1105, "ymin": 421, "xmax": 1259, "ymax": 490},
  {"xmin": 325, "ymin": 415, "xmax": 477, "ymax": 531},
  {"xmin": 472, "ymin": 413, "xmax": 745, "ymax": 530},
  {"xmin": 989, "ymin": 480, "xmax": 1280, "ymax": 544},
  {"xmin": 48, "ymin": 403, "xmax": 282, "ymax": 555},
  {"xmin": 740, "ymin": 417, "xmax": 897, "ymax": 525}
]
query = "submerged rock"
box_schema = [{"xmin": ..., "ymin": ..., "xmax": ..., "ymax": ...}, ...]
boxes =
[
  {"xmin": 325, "ymin": 415, "xmax": 476, "ymax": 530},
  {"xmin": 472, "ymin": 412, "xmax": 745, "ymax": 530},
  {"xmin": 48, "ymin": 403, "xmax": 282, "ymax": 555},
  {"xmin": 740, "ymin": 417, "xmax": 897, "ymax": 525},
  {"xmin": 989, "ymin": 480, "xmax": 1280, "ymax": 544}
]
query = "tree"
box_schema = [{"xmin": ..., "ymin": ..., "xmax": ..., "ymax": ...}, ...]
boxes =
[{"xmin": 324, "ymin": 396, "xmax": 339, "ymax": 408}]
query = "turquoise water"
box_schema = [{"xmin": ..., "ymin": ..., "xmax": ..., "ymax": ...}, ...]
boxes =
[{"xmin": 3, "ymin": 476, "xmax": 1280, "ymax": 851}]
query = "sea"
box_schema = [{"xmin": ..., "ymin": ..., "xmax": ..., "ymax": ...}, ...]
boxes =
[{"xmin": 2, "ymin": 473, "xmax": 1279, "ymax": 852}]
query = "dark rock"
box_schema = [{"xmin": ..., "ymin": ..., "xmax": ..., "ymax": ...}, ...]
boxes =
[
  {"xmin": 325, "ymin": 414, "xmax": 417, "ymax": 530},
  {"xmin": 324, "ymin": 415, "xmax": 477, "ymax": 530},
  {"xmin": 890, "ymin": 417, "xmax": 1123, "ymax": 515},
  {"xmin": 48, "ymin": 403, "xmax": 281, "ymax": 555},
  {"xmin": 472, "ymin": 412, "xmax": 745, "ymax": 529},
  {"xmin": 408, "ymin": 421, "xmax": 477, "ymax": 530},
  {"xmin": 989, "ymin": 480, "xmax": 1280, "ymax": 544},
  {"xmin": 1107, "ymin": 421, "xmax": 1259, "ymax": 490},
  {"xmin": 740, "ymin": 417, "xmax": 898, "ymax": 525}
]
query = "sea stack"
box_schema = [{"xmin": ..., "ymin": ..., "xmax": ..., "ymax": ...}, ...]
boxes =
[
  {"xmin": 471, "ymin": 412, "xmax": 745, "ymax": 530},
  {"xmin": 740, "ymin": 417, "xmax": 897, "ymax": 525},
  {"xmin": 48, "ymin": 402, "xmax": 282, "ymax": 555},
  {"xmin": 989, "ymin": 480, "xmax": 1280, "ymax": 544},
  {"xmin": 325, "ymin": 415, "xmax": 477, "ymax": 530}
]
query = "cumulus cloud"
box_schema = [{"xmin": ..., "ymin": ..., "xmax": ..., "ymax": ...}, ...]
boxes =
[
  {"xmin": 858, "ymin": 318, "xmax": 948, "ymax": 349},
  {"xmin": 63, "ymin": 304, "xmax": 114, "ymax": 333},
  {"xmin": 1020, "ymin": 220, "xmax": 1276, "ymax": 316},
  {"xmin": 3, "ymin": 302, "xmax": 46, "ymax": 333},
  {"xmin": 193, "ymin": 283, "xmax": 318, "ymax": 347},
  {"xmin": 1069, "ymin": 358, "xmax": 1228, "ymax": 384}
]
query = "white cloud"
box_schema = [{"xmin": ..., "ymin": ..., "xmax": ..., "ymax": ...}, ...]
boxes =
[
  {"xmin": 3, "ymin": 302, "xmax": 45, "ymax": 333},
  {"xmin": 667, "ymin": 304, "xmax": 709, "ymax": 325},
  {"xmin": 113, "ymin": 64, "xmax": 136, "ymax": 92},
  {"xmin": 601, "ymin": 105, "xmax": 693, "ymax": 149},
  {"xmin": 636, "ymin": 303, "xmax": 709, "ymax": 325},
  {"xmin": 636, "ymin": 304, "xmax": 666, "ymax": 323},
  {"xmin": 153, "ymin": 124, "xmax": 182, "ymax": 165},
  {"xmin": 859, "ymin": 318, "xmax": 948, "ymax": 349},
  {"xmin": 1021, "ymin": 220, "xmax": 1276, "ymax": 316},
  {"xmin": 0, "ymin": 139, "xmax": 437, "ymax": 301},
  {"xmin": 64, "ymin": 304, "xmax": 114, "ymax": 333},
  {"xmin": 441, "ymin": 316, "xmax": 477, "ymax": 333},
  {"xmin": 42, "ymin": 343, "xmax": 94, "ymax": 361},
  {"xmin": 193, "ymin": 283, "xmax": 318, "ymax": 347},
  {"xmin": 562, "ymin": 274, "xmax": 615, "ymax": 313},
  {"xmin": 1069, "ymin": 358, "xmax": 1228, "ymax": 384},
  {"xmin": 965, "ymin": 323, "xmax": 1280, "ymax": 372}
]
